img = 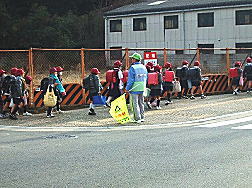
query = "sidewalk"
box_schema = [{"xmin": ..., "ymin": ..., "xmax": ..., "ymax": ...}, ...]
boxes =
[{"xmin": 1, "ymin": 93, "xmax": 252, "ymax": 127}]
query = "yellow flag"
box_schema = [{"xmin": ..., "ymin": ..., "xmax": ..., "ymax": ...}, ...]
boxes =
[{"xmin": 109, "ymin": 94, "xmax": 131, "ymax": 124}]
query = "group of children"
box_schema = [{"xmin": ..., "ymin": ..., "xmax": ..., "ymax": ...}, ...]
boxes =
[
  {"xmin": 2, "ymin": 57, "xmax": 250, "ymax": 119},
  {"xmin": 83, "ymin": 59, "xmax": 207, "ymax": 115},
  {"xmin": 229, "ymin": 57, "xmax": 252, "ymax": 95},
  {"xmin": 0, "ymin": 68, "xmax": 32, "ymax": 120},
  {"xmin": 145, "ymin": 60, "xmax": 206, "ymax": 109},
  {"xmin": 0, "ymin": 66, "xmax": 66, "ymax": 120},
  {"xmin": 40, "ymin": 66, "xmax": 66, "ymax": 118}
]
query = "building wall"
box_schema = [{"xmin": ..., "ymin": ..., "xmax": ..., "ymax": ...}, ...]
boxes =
[{"xmin": 105, "ymin": 6, "xmax": 252, "ymax": 53}]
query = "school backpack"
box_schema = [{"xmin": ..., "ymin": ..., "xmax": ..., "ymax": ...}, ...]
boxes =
[
  {"xmin": 40, "ymin": 77, "xmax": 55, "ymax": 91},
  {"xmin": 187, "ymin": 68, "xmax": 201, "ymax": 81},
  {"xmin": 106, "ymin": 70, "xmax": 117, "ymax": 83},
  {"xmin": 148, "ymin": 72, "xmax": 159, "ymax": 85},
  {"xmin": 9, "ymin": 76, "xmax": 22, "ymax": 98},
  {"xmin": 243, "ymin": 63, "xmax": 252, "ymax": 77},
  {"xmin": 163, "ymin": 70, "xmax": 175, "ymax": 82},
  {"xmin": 122, "ymin": 70, "xmax": 128, "ymax": 83},
  {"xmin": 229, "ymin": 68, "xmax": 239, "ymax": 78},
  {"xmin": 1, "ymin": 75, "xmax": 15, "ymax": 94},
  {"xmin": 0, "ymin": 76, "xmax": 5, "ymax": 91},
  {"xmin": 176, "ymin": 67, "xmax": 188, "ymax": 80}
]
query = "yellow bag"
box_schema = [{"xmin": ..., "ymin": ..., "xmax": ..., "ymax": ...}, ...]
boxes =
[
  {"xmin": 109, "ymin": 94, "xmax": 131, "ymax": 124},
  {"xmin": 43, "ymin": 86, "xmax": 57, "ymax": 107}
]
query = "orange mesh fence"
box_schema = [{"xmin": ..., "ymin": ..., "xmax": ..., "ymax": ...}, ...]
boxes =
[
  {"xmin": 229, "ymin": 49, "xmax": 252, "ymax": 68},
  {"xmin": 83, "ymin": 49, "xmax": 127, "ymax": 81},
  {"xmin": 1, "ymin": 47, "xmax": 252, "ymax": 106},
  {"xmin": 0, "ymin": 50, "xmax": 29, "ymax": 74},
  {"xmin": 32, "ymin": 49, "xmax": 82, "ymax": 86}
]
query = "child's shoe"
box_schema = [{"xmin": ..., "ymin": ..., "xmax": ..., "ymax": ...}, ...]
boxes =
[
  {"xmin": 23, "ymin": 112, "xmax": 33, "ymax": 116},
  {"xmin": 88, "ymin": 108, "xmax": 96, "ymax": 115},
  {"xmin": 201, "ymin": 95, "xmax": 206, "ymax": 99},
  {"xmin": 190, "ymin": 95, "xmax": 195, "ymax": 100},
  {"xmin": 146, "ymin": 102, "xmax": 152, "ymax": 109}
]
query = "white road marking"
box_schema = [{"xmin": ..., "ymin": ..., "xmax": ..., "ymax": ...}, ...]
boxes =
[
  {"xmin": 1, "ymin": 110, "xmax": 252, "ymax": 132},
  {"xmin": 232, "ymin": 124, "xmax": 252, "ymax": 130},
  {"xmin": 196, "ymin": 116, "xmax": 252, "ymax": 128}
]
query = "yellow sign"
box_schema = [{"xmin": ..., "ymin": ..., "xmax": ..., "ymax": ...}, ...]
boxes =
[{"xmin": 109, "ymin": 94, "xmax": 131, "ymax": 124}]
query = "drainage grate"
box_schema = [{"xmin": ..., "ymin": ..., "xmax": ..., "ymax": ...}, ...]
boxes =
[{"xmin": 44, "ymin": 134, "xmax": 78, "ymax": 139}]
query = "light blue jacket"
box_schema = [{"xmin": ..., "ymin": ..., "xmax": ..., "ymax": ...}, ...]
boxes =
[
  {"xmin": 126, "ymin": 62, "xmax": 148, "ymax": 94},
  {"xmin": 49, "ymin": 74, "xmax": 65, "ymax": 93}
]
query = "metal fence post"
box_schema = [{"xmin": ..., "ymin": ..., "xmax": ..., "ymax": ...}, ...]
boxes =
[
  {"xmin": 164, "ymin": 48, "xmax": 167, "ymax": 65},
  {"xmin": 226, "ymin": 48, "xmax": 230, "ymax": 72},
  {"xmin": 125, "ymin": 48, "xmax": 129, "ymax": 69},
  {"xmin": 28, "ymin": 48, "xmax": 34, "ymax": 107},
  {"xmin": 196, "ymin": 48, "xmax": 200, "ymax": 62},
  {"xmin": 226, "ymin": 48, "xmax": 230, "ymax": 87},
  {"xmin": 81, "ymin": 48, "xmax": 85, "ymax": 82}
]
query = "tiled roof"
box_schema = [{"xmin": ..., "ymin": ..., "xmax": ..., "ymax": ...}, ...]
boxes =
[{"xmin": 105, "ymin": 0, "xmax": 252, "ymax": 17}]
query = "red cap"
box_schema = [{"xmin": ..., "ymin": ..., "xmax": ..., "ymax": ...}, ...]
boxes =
[
  {"xmin": 10, "ymin": 67, "xmax": 18, "ymax": 75},
  {"xmin": 194, "ymin": 61, "xmax": 200, "ymax": 66},
  {"xmin": 182, "ymin": 60, "xmax": 189, "ymax": 65},
  {"xmin": 164, "ymin": 62, "xmax": 172, "ymax": 68},
  {"xmin": 50, "ymin": 67, "xmax": 58, "ymax": 74},
  {"xmin": 146, "ymin": 62, "xmax": 154, "ymax": 68},
  {"xmin": 0, "ymin": 69, "xmax": 6, "ymax": 75},
  {"xmin": 113, "ymin": 60, "xmax": 123, "ymax": 68},
  {"xmin": 146, "ymin": 65, "xmax": 151, "ymax": 70},
  {"xmin": 16, "ymin": 68, "xmax": 25, "ymax": 76},
  {"xmin": 154, "ymin": 65, "xmax": 162, "ymax": 72},
  {"xmin": 235, "ymin": 61, "xmax": 242, "ymax": 67},
  {"xmin": 56, "ymin": 66, "xmax": 64, "ymax": 72},
  {"xmin": 91, "ymin": 68, "xmax": 100, "ymax": 74},
  {"xmin": 25, "ymin": 76, "xmax": 32, "ymax": 84},
  {"xmin": 246, "ymin": 57, "xmax": 252, "ymax": 63}
]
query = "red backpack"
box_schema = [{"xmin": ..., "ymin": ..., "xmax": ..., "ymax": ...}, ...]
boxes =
[
  {"xmin": 163, "ymin": 70, "xmax": 175, "ymax": 82},
  {"xmin": 106, "ymin": 70, "xmax": 117, "ymax": 83},
  {"xmin": 148, "ymin": 72, "xmax": 159, "ymax": 85},
  {"xmin": 229, "ymin": 68, "xmax": 239, "ymax": 78},
  {"xmin": 121, "ymin": 70, "xmax": 128, "ymax": 83}
]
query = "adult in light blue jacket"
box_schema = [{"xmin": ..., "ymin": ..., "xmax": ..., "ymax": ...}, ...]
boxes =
[{"xmin": 126, "ymin": 53, "xmax": 148, "ymax": 123}]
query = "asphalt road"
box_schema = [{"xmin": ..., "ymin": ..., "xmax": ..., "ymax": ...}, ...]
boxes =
[{"xmin": 1, "ymin": 116, "xmax": 252, "ymax": 188}]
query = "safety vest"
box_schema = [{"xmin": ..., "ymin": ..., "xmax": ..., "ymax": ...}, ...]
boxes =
[{"xmin": 131, "ymin": 64, "xmax": 147, "ymax": 92}]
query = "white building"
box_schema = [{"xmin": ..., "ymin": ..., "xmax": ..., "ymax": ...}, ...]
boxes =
[{"xmin": 104, "ymin": 0, "xmax": 252, "ymax": 54}]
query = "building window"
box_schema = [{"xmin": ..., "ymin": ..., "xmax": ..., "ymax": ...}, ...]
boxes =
[
  {"xmin": 236, "ymin": 43, "xmax": 252, "ymax": 54},
  {"xmin": 110, "ymin": 47, "xmax": 122, "ymax": 60},
  {"xmin": 236, "ymin": 10, "xmax": 252, "ymax": 25},
  {"xmin": 133, "ymin": 18, "xmax": 146, "ymax": 31},
  {"xmin": 198, "ymin": 44, "xmax": 214, "ymax": 54},
  {"xmin": 110, "ymin": 20, "xmax": 122, "ymax": 32},
  {"xmin": 164, "ymin": 15, "xmax": 178, "ymax": 29},
  {"xmin": 175, "ymin": 50, "xmax": 184, "ymax": 54},
  {"xmin": 198, "ymin": 12, "xmax": 214, "ymax": 27}
]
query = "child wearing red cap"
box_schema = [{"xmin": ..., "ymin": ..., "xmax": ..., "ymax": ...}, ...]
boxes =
[
  {"xmin": 176, "ymin": 60, "xmax": 189, "ymax": 99},
  {"xmin": 0, "ymin": 68, "xmax": 18, "ymax": 119},
  {"xmin": 148, "ymin": 64, "xmax": 163, "ymax": 109},
  {"xmin": 0, "ymin": 69, "xmax": 7, "ymax": 115},
  {"xmin": 243, "ymin": 57, "xmax": 252, "ymax": 93},
  {"xmin": 162, "ymin": 62, "xmax": 175, "ymax": 105},
  {"xmin": 187, "ymin": 61, "xmax": 206, "ymax": 99},
  {"xmin": 105, "ymin": 61, "xmax": 124, "ymax": 107},
  {"xmin": 83, "ymin": 68, "xmax": 103, "ymax": 115},
  {"xmin": 55, "ymin": 66, "xmax": 64, "ymax": 113},
  {"xmin": 229, "ymin": 61, "xmax": 243, "ymax": 95}
]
